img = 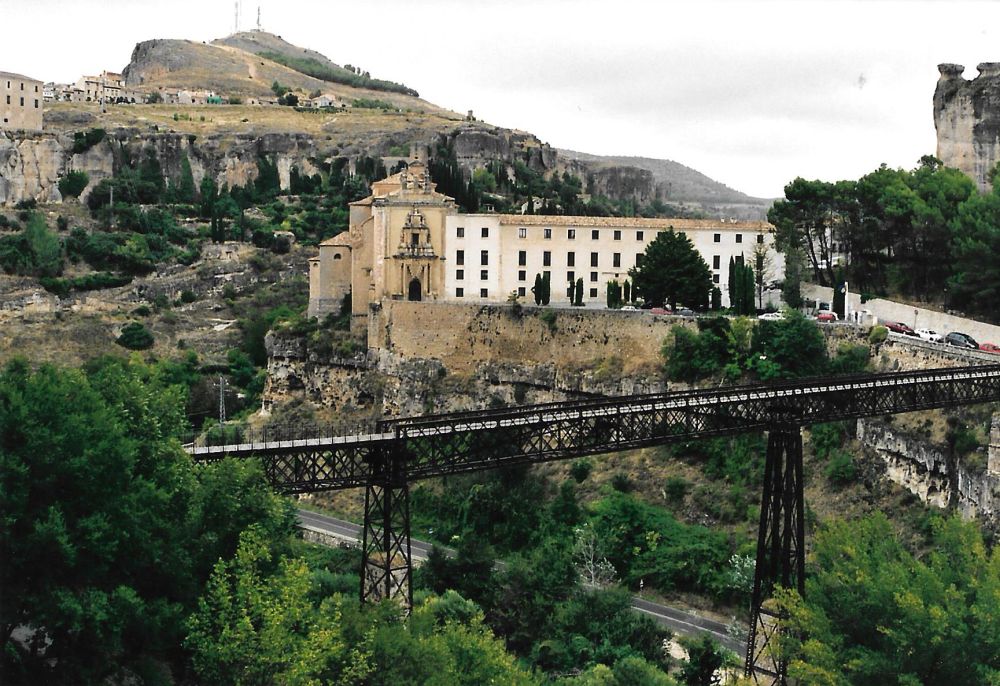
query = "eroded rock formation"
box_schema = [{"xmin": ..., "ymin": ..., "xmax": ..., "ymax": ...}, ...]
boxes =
[{"xmin": 934, "ymin": 62, "xmax": 1000, "ymax": 192}]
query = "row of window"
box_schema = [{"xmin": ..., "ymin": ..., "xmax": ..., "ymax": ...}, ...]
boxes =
[
  {"xmin": 3, "ymin": 95, "xmax": 39, "ymax": 108},
  {"xmin": 455, "ymin": 286, "xmax": 602, "ymax": 299},
  {"xmin": 457, "ymin": 248, "xmax": 641, "ymax": 270},
  {"xmin": 456, "ymin": 268, "xmax": 633, "ymax": 285},
  {"xmin": 4, "ymin": 81, "xmax": 38, "ymax": 92},
  {"xmin": 455, "ymin": 226, "xmax": 766, "ymax": 244}
]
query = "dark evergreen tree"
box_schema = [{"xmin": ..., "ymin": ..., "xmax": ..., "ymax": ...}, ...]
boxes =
[
  {"xmin": 574, "ymin": 277, "xmax": 583, "ymax": 306},
  {"xmin": 629, "ymin": 229, "xmax": 712, "ymax": 311}
]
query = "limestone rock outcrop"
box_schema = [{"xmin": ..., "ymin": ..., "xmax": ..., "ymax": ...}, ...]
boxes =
[{"xmin": 934, "ymin": 62, "xmax": 1000, "ymax": 192}]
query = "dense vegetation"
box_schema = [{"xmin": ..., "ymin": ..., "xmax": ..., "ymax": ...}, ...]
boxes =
[
  {"xmin": 771, "ymin": 156, "xmax": 1000, "ymax": 320},
  {"xmin": 258, "ymin": 50, "xmax": 419, "ymax": 97},
  {"xmin": 777, "ymin": 514, "xmax": 1000, "ymax": 684},
  {"xmin": 662, "ymin": 311, "xmax": 869, "ymax": 383},
  {"xmin": 629, "ymin": 229, "xmax": 714, "ymax": 310}
]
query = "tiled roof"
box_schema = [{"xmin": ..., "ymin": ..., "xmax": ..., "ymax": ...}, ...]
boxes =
[
  {"xmin": 493, "ymin": 214, "xmax": 772, "ymax": 231},
  {"xmin": 0, "ymin": 71, "xmax": 42, "ymax": 83}
]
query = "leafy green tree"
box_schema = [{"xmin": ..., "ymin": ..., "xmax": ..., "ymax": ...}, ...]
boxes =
[
  {"xmin": 679, "ymin": 635, "xmax": 725, "ymax": 686},
  {"xmin": 776, "ymin": 515, "xmax": 1000, "ymax": 685},
  {"xmin": 116, "ymin": 321, "xmax": 154, "ymax": 350},
  {"xmin": 176, "ymin": 154, "xmax": 197, "ymax": 204},
  {"xmin": 58, "ymin": 170, "xmax": 90, "ymax": 198},
  {"xmin": 948, "ymin": 172, "xmax": 1000, "ymax": 320},
  {"xmin": 607, "ymin": 280, "xmax": 623, "ymax": 308},
  {"xmin": 751, "ymin": 310, "xmax": 828, "ymax": 380},
  {"xmin": 199, "ymin": 175, "xmax": 218, "ymax": 218},
  {"xmin": 630, "ymin": 229, "xmax": 712, "ymax": 310}
]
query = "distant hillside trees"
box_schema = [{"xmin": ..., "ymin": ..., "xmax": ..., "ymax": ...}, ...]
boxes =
[{"xmin": 259, "ymin": 51, "xmax": 419, "ymax": 97}]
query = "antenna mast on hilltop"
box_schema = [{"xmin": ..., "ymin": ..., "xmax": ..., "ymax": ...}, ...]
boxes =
[
  {"xmin": 257, "ymin": 6, "xmax": 261, "ymax": 30},
  {"xmin": 233, "ymin": 1, "xmax": 242, "ymax": 33}
]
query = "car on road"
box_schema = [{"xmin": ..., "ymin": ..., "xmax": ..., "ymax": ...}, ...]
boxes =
[
  {"xmin": 915, "ymin": 328, "xmax": 943, "ymax": 343},
  {"xmin": 979, "ymin": 342, "xmax": 1000, "ymax": 355},
  {"xmin": 815, "ymin": 312, "xmax": 838, "ymax": 322},
  {"xmin": 883, "ymin": 321, "xmax": 918, "ymax": 336},
  {"xmin": 945, "ymin": 331, "xmax": 979, "ymax": 349},
  {"xmin": 757, "ymin": 312, "xmax": 784, "ymax": 321},
  {"xmin": 649, "ymin": 307, "xmax": 670, "ymax": 315},
  {"xmin": 675, "ymin": 308, "xmax": 695, "ymax": 317}
]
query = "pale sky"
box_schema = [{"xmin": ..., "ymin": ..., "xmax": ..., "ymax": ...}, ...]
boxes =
[{"xmin": 1, "ymin": 0, "xmax": 997, "ymax": 198}]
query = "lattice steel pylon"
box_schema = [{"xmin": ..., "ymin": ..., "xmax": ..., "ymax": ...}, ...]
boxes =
[
  {"xmin": 360, "ymin": 448, "xmax": 413, "ymax": 611},
  {"xmin": 745, "ymin": 424, "xmax": 805, "ymax": 685}
]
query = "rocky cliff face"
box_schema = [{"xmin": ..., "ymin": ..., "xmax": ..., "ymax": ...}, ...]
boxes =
[{"xmin": 934, "ymin": 62, "xmax": 1000, "ymax": 192}]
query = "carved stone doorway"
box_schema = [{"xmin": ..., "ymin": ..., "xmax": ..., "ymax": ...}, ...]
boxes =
[{"xmin": 407, "ymin": 278, "xmax": 422, "ymax": 301}]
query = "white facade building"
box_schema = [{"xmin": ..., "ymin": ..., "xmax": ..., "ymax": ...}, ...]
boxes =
[{"xmin": 442, "ymin": 214, "xmax": 781, "ymax": 307}]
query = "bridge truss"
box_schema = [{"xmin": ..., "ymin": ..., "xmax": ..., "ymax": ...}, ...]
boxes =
[{"xmin": 187, "ymin": 364, "xmax": 1000, "ymax": 685}]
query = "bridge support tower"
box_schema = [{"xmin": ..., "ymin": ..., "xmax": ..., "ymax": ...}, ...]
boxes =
[
  {"xmin": 745, "ymin": 423, "xmax": 805, "ymax": 685},
  {"xmin": 360, "ymin": 448, "xmax": 413, "ymax": 612}
]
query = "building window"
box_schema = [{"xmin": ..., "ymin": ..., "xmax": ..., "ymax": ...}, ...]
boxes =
[
  {"xmin": 481, "ymin": 250, "xmax": 489, "ymax": 265},
  {"xmin": 456, "ymin": 226, "xmax": 465, "ymax": 238},
  {"xmin": 518, "ymin": 270, "xmax": 526, "ymax": 281},
  {"xmin": 567, "ymin": 229, "xmax": 576, "ymax": 239},
  {"xmin": 19, "ymin": 97, "xmax": 24, "ymax": 106},
  {"xmin": 543, "ymin": 251, "xmax": 551, "ymax": 267},
  {"xmin": 519, "ymin": 227, "xmax": 527, "ymax": 238},
  {"xmin": 567, "ymin": 271, "xmax": 575, "ymax": 282},
  {"xmin": 20, "ymin": 82, "xmax": 24, "ymax": 90},
  {"xmin": 33, "ymin": 99, "xmax": 38, "ymax": 108},
  {"xmin": 590, "ymin": 252, "xmax": 598, "ymax": 267},
  {"xmin": 518, "ymin": 287, "xmax": 526, "ymax": 297},
  {"xmin": 518, "ymin": 250, "xmax": 526, "ymax": 266},
  {"xmin": 636, "ymin": 231, "xmax": 644, "ymax": 241},
  {"xmin": 456, "ymin": 287, "xmax": 464, "ymax": 298},
  {"xmin": 613, "ymin": 253, "xmax": 621, "ymax": 268},
  {"xmin": 567, "ymin": 252, "xmax": 575, "ymax": 267},
  {"xmin": 713, "ymin": 274, "xmax": 720, "ymax": 284},
  {"xmin": 736, "ymin": 234, "xmax": 743, "ymax": 243},
  {"xmin": 714, "ymin": 233, "xmax": 721, "ymax": 243},
  {"xmin": 481, "ymin": 269, "xmax": 488, "ymax": 280},
  {"xmin": 591, "ymin": 229, "xmax": 599, "ymax": 240},
  {"xmin": 636, "ymin": 254, "xmax": 644, "ymax": 267},
  {"xmin": 543, "ymin": 270, "xmax": 550, "ymax": 281},
  {"xmin": 757, "ymin": 233, "xmax": 765, "ymax": 243},
  {"xmin": 590, "ymin": 271, "xmax": 598, "ymax": 282},
  {"xmin": 481, "ymin": 227, "xmax": 489, "ymax": 238},
  {"xmin": 456, "ymin": 250, "xmax": 464, "ymax": 265},
  {"xmin": 613, "ymin": 230, "xmax": 621, "ymax": 241},
  {"xmin": 543, "ymin": 228, "xmax": 552, "ymax": 239},
  {"xmin": 589, "ymin": 288, "xmax": 598, "ymax": 298},
  {"xmin": 480, "ymin": 288, "xmax": 488, "ymax": 298},
  {"xmin": 456, "ymin": 269, "xmax": 464, "ymax": 280},
  {"xmin": 713, "ymin": 255, "xmax": 720, "ymax": 269}
]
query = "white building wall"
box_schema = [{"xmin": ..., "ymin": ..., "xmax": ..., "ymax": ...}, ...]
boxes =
[{"xmin": 444, "ymin": 215, "xmax": 783, "ymax": 308}]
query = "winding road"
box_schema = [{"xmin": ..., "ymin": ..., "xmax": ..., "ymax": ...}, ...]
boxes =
[{"xmin": 297, "ymin": 509, "xmax": 742, "ymax": 653}]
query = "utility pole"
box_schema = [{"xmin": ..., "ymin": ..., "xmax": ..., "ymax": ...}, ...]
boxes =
[{"xmin": 109, "ymin": 184, "xmax": 114, "ymax": 230}]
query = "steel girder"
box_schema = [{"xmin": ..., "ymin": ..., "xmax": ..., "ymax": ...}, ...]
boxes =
[
  {"xmin": 360, "ymin": 449, "xmax": 413, "ymax": 610},
  {"xmin": 744, "ymin": 425, "xmax": 805, "ymax": 686}
]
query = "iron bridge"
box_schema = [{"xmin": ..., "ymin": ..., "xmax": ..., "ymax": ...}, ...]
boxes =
[{"xmin": 185, "ymin": 363, "xmax": 1000, "ymax": 685}]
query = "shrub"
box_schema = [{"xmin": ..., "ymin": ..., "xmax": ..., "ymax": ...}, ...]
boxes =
[
  {"xmin": 179, "ymin": 289, "xmax": 197, "ymax": 304},
  {"xmin": 539, "ymin": 309, "xmax": 557, "ymax": 332},
  {"xmin": 664, "ymin": 476, "xmax": 689, "ymax": 502},
  {"xmin": 116, "ymin": 322, "xmax": 154, "ymax": 350},
  {"xmin": 868, "ymin": 325, "xmax": 888, "ymax": 345},
  {"xmin": 610, "ymin": 473, "xmax": 633, "ymax": 493},
  {"xmin": 569, "ymin": 459, "xmax": 593, "ymax": 483},
  {"xmin": 58, "ymin": 171, "xmax": 90, "ymax": 198},
  {"xmin": 71, "ymin": 128, "xmax": 106, "ymax": 155},
  {"xmin": 825, "ymin": 450, "xmax": 857, "ymax": 485}
]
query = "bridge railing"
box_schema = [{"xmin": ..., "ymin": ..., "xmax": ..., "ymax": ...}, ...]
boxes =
[{"xmin": 183, "ymin": 418, "xmax": 387, "ymax": 448}]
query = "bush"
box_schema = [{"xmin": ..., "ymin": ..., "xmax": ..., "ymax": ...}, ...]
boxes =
[
  {"xmin": 71, "ymin": 128, "xmax": 106, "ymax": 154},
  {"xmin": 58, "ymin": 171, "xmax": 90, "ymax": 198},
  {"xmin": 868, "ymin": 325, "xmax": 888, "ymax": 345},
  {"xmin": 179, "ymin": 289, "xmax": 197, "ymax": 304},
  {"xmin": 39, "ymin": 272, "xmax": 132, "ymax": 297},
  {"xmin": 610, "ymin": 473, "xmax": 633, "ymax": 493},
  {"xmin": 569, "ymin": 459, "xmax": 593, "ymax": 483},
  {"xmin": 116, "ymin": 322, "xmax": 154, "ymax": 350},
  {"xmin": 664, "ymin": 476, "xmax": 689, "ymax": 502},
  {"xmin": 825, "ymin": 450, "xmax": 857, "ymax": 485}
]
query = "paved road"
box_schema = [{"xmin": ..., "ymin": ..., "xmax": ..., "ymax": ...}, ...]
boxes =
[{"xmin": 297, "ymin": 509, "xmax": 742, "ymax": 653}]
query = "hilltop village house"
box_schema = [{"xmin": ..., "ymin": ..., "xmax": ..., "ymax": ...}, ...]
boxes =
[
  {"xmin": 1, "ymin": 71, "xmax": 43, "ymax": 131},
  {"xmin": 308, "ymin": 162, "xmax": 781, "ymax": 319}
]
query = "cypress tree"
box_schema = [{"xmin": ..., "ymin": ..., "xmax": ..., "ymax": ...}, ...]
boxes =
[
  {"xmin": 574, "ymin": 278, "xmax": 583, "ymax": 306},
  {"xmin": 532, "ymin": 273, "xmax": 542, "ymax": 305},
  {"xmin": 541, "ymin": 272, "xmax": 551, "ymax": 305},
  {"xmin": 623, "ymin": 280, "xmax": 631, "ymax": 303}
]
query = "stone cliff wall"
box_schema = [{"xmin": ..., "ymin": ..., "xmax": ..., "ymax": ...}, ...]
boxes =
[
  {"xmin": 858, "ymin": 417, "xmax": 1000, "ymax": 530},
  {"xmin": 934, "ymin": 62, "xmax": 1000, "ymax": 192}
]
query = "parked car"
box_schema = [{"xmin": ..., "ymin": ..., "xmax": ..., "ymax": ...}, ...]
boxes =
[
  {"xmin": 883, "ymin": 321, "xmax": 917, "ymax": 336},
  {"xmin": 676, "ymin": 308, "xmax": 695, "ymax": 317},
  {"xmin": 979, "ymin": 342, "xmax": 1000, "ymax": 355},
  {"xmin": 915, "ymin": 328, "xmax": 943, "ymax": 343},
  {"xmin": 758, "ymin": 312, "xmax": 784, "ymax": 321},
  {"xmin": 621, "ymin": 305, "xmax": 637, "ymax": 311},
  {"xmin": 815, "ymin": 312, "xmax": 838, "ymax": 322},
  {"xmin": 945, "ymin": 332, "xmax": 979, "ymax": 349},
  {"xmin": 649, "ymin": 307, "xmax": 670, "ymax": 315}
]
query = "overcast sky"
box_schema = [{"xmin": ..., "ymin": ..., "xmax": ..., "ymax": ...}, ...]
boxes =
[{"xmin": 2, "ymin": 0, "xmax": 997, "ymax": 198}]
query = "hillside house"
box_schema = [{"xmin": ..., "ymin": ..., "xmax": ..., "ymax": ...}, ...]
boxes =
[{"xmin": 1, "ymin": 71, "xmax": 43, "ymax": 131}]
